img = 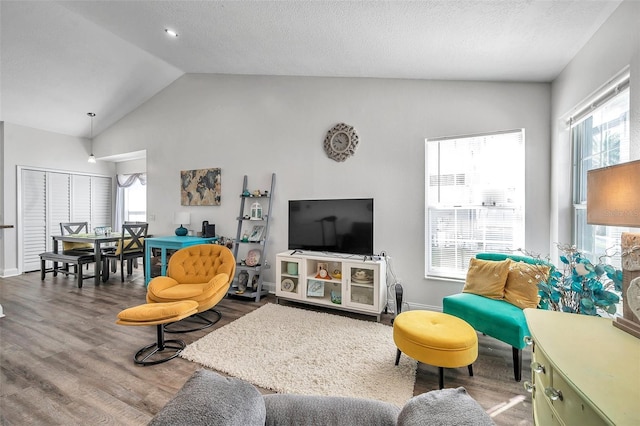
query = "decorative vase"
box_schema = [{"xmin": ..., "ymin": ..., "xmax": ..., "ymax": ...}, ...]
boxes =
[
  {"xmin": 237, "ymin": 271, "xmax": 249, "ymax": 293},
  {"xmin": 175, "ymin": 225, "xmax": 188, "ymax": 236}
]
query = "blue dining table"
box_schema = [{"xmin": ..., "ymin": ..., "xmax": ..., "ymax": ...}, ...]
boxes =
[{"xmin": 144, "ymin": 235, "xmax": 218, "ymax": 285}]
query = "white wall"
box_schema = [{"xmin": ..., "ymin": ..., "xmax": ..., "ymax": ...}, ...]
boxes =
[
  {"xmin": 96, "ymin": 75, "xmax": 551, "ymax": 309},
  {"xmin": 550, "ymin": 0, "xmax": 640, "ymax": 259},
  {"xmin": 116, "ymin": 158, "xmax": 146, "ymax": 175},
  {"xmin": 0, "ymin": 123, "xmax": 115, "ymax": 276}
]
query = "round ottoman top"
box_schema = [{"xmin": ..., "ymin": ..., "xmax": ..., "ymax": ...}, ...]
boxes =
[{"xmin": 394, "ymin": 310, "xmax": 477, "ymax": 351}]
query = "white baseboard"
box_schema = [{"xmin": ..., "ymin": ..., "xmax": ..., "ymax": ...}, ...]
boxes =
[
  {"xmin": 262, "ymin": 281, "xmax": 275, "ymax": 293},
  {"xmin": 0, "ymin": 268, "xmax": 20, "ymax": 278},
  {"xmin": 404, "ymin": 303, "xmax": 442, "ymax": 312}
]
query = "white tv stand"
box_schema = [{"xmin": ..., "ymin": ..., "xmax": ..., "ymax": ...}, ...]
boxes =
[{"xmin": 275, "ymin": 251, "xmax": 387, "ymax": 321}]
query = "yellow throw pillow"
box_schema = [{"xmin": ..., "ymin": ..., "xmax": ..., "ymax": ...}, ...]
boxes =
[
  {"xmin": 62, "ymin": 241, "xmax": 93, "ymax": 251},
  {"xmin": 462, "ymin": 258, "xmax": 511, "ymax": 300},
  {"xmin": 504, "ymin": 262, "xmax": 550, "ymax": 309},
  {"xmin": 115, "ymin": 237, "xmax": 144, "ymax": 255}
]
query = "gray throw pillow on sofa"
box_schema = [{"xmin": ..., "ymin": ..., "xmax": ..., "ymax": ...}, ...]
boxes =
[
  {"xmin": 264, "ymin": 394, "xmax": 400, "ymax": 426},
  {"xmin": 397, "ymin": 387, "xmax": 495, "ymax": 426},
  {"xmin": 148, "ymin": 369, "xmax": 266, "ymax": 426}
]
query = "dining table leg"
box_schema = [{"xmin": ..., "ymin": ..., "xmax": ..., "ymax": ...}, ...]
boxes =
[
  {"xmin": 94, "ymin": 241, "xmax": 102, "ymax": 286},
  {"xmin": 52, "ymin": 238, "xmax": 59, "ymax": 276}
]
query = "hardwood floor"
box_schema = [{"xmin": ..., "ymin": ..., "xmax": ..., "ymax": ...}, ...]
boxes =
[{"xmin": 0, "ymin": 269, "xmax": 533, "ymax": 425}]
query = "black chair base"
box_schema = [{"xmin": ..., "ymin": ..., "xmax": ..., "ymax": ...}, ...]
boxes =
[
  {"xmin": 163, "ymin": 309, "xmax": 222, "ymax": 334},
  {"xmin": 395, "ymin": 349, "xmax": 473, "ymax": 389},
  {"xmin": 134, "ymin": 324, "xmax": 186, "ymax": 366}
]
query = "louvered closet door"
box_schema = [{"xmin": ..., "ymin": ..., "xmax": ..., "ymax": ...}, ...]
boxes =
[
  {"xmin": 91, "ymin": 176, "xmax": 112, "ymax": 229},
  {"xmin": 49, "ymin": 172, "xmax": 72, "ymax": 241},
  {"xmin": 20, "ymin": 169, "xmax": 113, "ymax": 273},
  {"xmin": 21, "ymin": 170, "xmax": 47, "ymax": 272},
  {"xmin": 72, "ymin": 175, "xmax": 92, "ymax": 228}
]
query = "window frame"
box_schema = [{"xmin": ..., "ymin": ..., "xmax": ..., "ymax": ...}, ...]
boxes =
[
  {"xmin": 570, "ymin": 75, "xmax": 631, "ymax": 262},
  {"xmin": 425, "ymin": 129, "xmax": 525, "ymax": 280}
]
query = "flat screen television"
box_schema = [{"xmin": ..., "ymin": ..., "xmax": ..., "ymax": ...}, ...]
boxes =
[{"xmin": 288, "ymin": 198, "xmax": 374, "ymax": 256}]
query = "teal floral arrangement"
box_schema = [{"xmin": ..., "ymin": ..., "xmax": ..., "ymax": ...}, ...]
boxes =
[{"xmin": 535, "ymin": 244, "xmax": 623, "ymax": 316}]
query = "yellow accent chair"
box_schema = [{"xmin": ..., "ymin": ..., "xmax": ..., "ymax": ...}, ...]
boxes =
[{"xmin": 146, "ymin": 244, "xmax": 236, "ymax": 333}]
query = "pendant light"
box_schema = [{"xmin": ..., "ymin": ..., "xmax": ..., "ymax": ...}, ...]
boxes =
[{"xmin": 87, "ymin": 112, "xmax": 96, "ymax": 163}]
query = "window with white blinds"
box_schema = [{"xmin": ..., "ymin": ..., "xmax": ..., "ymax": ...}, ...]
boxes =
[
  {"xmin": 425, "ymin": 130, "xmax": 525, "ymax": 279},
  {"xmin": 572, "ymin": 81, "xmax": 630, "ymax": 262},
  {"xmin": 20, "ymin": 168, "xmax": 113, "ymax": 272}
]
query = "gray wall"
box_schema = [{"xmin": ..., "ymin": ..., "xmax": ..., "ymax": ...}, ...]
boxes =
[{"xmin": 95, "ymin": 76, "xmax": 551, "ymax": 310}]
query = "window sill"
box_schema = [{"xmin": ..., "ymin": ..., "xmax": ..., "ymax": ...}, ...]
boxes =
[{"xmin": 424, "ymin": 275, "xmax": 464, "ymax": 284}]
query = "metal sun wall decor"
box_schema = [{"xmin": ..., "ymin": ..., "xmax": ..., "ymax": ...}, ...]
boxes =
[{"xmin": 181, "ymin": 168, "xmax": 221, "ymax": 206}]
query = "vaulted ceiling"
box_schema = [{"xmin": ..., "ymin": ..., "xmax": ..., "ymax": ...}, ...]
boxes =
[{"xmin": 0, "ymin": 0, "xmax": 622, "ymax": 138}]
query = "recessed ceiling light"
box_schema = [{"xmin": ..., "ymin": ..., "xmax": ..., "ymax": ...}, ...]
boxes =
[{"xmin": 165, "ymin": 28, "xmax": 179, "ymax": 37}]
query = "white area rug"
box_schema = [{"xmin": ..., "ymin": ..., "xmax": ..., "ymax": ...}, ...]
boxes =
[{"xmin": 180, "ymin": 303, "xmax": 417, "ymax": 406}]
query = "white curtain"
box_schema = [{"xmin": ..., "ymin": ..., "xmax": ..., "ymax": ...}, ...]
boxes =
[{"xmin": 115, "ymin": 173, "xmax": 146, "ymax": 232}]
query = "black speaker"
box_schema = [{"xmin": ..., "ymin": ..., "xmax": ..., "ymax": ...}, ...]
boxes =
[{"xmin": 203, "ymin": 224, "xmax": 215, "ymax": 238}]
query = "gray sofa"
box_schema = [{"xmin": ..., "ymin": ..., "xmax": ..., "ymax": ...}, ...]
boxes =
[{"xmin": 149, "ymin": 369, "xmax": 495, "ymax": 426}]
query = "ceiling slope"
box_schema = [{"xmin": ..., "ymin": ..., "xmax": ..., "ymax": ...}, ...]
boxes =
[{"xmin": 0, "ymin": 0, "xmax": 622, "ymax": 138}]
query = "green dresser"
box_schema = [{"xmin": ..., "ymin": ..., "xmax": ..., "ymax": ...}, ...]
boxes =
[{"xmin": 524, "ymin": 309, "xmax": 640, "ymax": 425}]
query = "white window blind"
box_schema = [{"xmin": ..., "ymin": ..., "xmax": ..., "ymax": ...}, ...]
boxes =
[
  {"xmin": 425, "ymin": 130, "xmax": 525, "ymax": 279},
  {"xmin": 572, "ymin": 81, "xmax": 630, "ymax": 262}
]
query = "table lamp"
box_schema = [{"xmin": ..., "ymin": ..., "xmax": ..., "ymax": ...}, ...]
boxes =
[
  {"xmin": 174, "ymin": 212, "xmax": 190, "ymax": 236},
  {"xmin": 587, "ymin": 159, "xmax": 640, "ymax": 338}
]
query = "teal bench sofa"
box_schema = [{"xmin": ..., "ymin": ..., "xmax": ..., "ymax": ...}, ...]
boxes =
[{"xmin": 442, "ymin": 253, "xmax": 551, "ymax": 382}]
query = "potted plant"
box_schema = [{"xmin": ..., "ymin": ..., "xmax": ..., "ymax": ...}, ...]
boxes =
[{"xmin": 534, "ymin": 244, "xmax": 623, "ymax": 316}]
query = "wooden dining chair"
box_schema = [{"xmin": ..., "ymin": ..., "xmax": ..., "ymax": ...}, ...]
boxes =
[
  {"xmin": 59, "ymin": 222, "xmax": 94, "ymax": 252},
  {"xmin": 102, "ymin": 223, "xmax": 148, "ymax": 282},
  {"xmin": 58, "ymin": 221, "xmax": 95, "ymax": 273}
]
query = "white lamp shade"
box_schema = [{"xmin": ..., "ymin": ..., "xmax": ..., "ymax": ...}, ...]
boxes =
[
  {"xmin": 587, "ymin": 159, "xmax": 640, "ymax": 227},
  {"xmin": 174, "ymin": 212, "xmax": 190, "ymax": 225}
]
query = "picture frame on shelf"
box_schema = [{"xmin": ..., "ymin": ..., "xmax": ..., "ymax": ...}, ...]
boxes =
[
  {"xmin": 248, "ymin": 225, "xmax": 265, "ymax": 242},
  {"xmin": 307, "ymin": 280, "xmax": 325, "ymax": 297}
]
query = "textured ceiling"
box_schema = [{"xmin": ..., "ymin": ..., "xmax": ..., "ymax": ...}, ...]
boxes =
[{"xmin": 0, "ymin": 0, "xmax": 622, "ymax": 138}]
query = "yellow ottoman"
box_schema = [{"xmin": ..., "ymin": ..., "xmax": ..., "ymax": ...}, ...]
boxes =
[
  {"xmin": 393, "ymin": 310, "xmax": 478, "ymax": 389},
  {"xmin": 117, "ymin": 301, "xmax": 198, "ymax": 366}
]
